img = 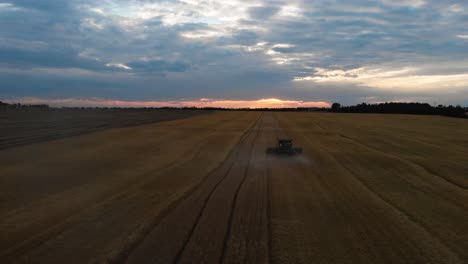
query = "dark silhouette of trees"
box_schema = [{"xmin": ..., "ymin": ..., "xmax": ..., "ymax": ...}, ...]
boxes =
[
  {"xmin": 0, "ymin": 101, "xmax": 49, "ymax": 109},
  {"xmin": 331, "ymin": 102, "xmax": 341, "ymax": 112},
  {"xmin": 331, "ymin": 102, "xmax": 466, "ymax": 118},
  {"xmin": 0, "ymin": 101, "xmax": 9, "ymax": 108},
  {"xmin": 1, "ymin": 100, "xmax": 466, "ymax": 118}
]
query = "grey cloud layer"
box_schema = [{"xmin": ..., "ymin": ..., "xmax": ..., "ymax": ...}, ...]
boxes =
[{"xmin": 1, "ymin": 0, "xmax": 467, "ymax": 105}]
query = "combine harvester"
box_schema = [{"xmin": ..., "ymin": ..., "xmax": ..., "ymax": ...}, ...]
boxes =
[{"xmin": 267, "ymin": 138, "xmax": 302, "ymax": 155}]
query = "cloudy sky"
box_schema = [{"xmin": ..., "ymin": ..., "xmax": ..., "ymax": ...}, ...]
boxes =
[{"xmin": 1, "ymin": 0, "xmax": 468, "ymax": 107}]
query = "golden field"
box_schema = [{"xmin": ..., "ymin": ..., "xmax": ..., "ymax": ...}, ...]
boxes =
[{"xmin": 0, "ymin": 111, "xmax": 467, "ymax": 263}]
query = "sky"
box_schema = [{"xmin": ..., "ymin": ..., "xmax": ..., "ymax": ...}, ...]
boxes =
[{"xmin": 1, "ymin": 0, "xmax": 468, "ymax": 107}]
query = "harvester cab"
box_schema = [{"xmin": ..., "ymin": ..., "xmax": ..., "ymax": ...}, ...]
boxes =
[{"xmin": 267, "ymin": 138, "xmax": 303, "ymax": 155}]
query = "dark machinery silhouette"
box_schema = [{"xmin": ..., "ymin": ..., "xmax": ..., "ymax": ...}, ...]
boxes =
[{"xmin": 267, "ymin": 138, "xmax": 302, "ymax": 155}]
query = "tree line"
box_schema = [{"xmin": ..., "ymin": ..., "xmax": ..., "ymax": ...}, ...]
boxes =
[
  {"xmin": 331, "ymin": 102, "xmax": 467, "ymax": 118},
  {"xmin": 0, "ymin": 101, "xmax": 49, "ymax": 109},
  {"xmin": 2, "ymin": 100, "xmax": 467, "ymax": 118}
]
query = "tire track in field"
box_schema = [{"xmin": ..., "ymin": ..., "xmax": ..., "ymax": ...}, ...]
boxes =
[
  {"xmin": 174, "ymin": 121, "xmax": 260, "ymax": 263},
  {"xmin": 220, "ymin": 114, "xmax": 276, "ymax": 264},
  {"xmin": 105, "ymin": 113, "xmax": 263, "ymax": 263},
  {"xmin": 1, "ymin": 123, "xmax": 206, "ymax": 214},
  {"xmin": 310, "ymin": 138, "xmax": 463, "ymax": 262},
  {"xmin": 105, "ymin": 124, "xmax": 246, "ymax": 263},
  {"xmin": 219, "ymin": 129, "xmax": 258, "ymax": 262},
  {"xmin": 317, "ymin": 120, "xmax": 467, "ymax": 262},
  {"xmin": 0, "ymin": 113, "xmax": 243, "ymax": 215},
  {"xmin": 338, "ymin": 133, "xmax": 468, "ymax": 207},
  {"xmin": 372, "ymin": 123, "xmax": 468, "ymax": 156},
  {"xmin": 274, "ymin": 114, "xmax": 464, "ymax": 264},
  {"xmin": 311, "ymin": 118, "xmax": 468, "ymax": 239},
  {"xmin": 0, "ymin": 110, "xmax": 208, "ymax": 150},
  {"xmin": 321, "ymin": 135, "xmax": 468, "ymax": 261},
  {"xmin": 124, "ymin": 114, "xmax": 263, "ymax": 263},
  {"xmin": 313, "ymin": 119, "xmax": 467, "ymax": 198},
  {"xmin": 1, "ymin": 113, "xmax": 252, "ymax": 263},
  {"xmin": 313, "ymin": 117, "xmax": 468, "ymax": 188},
  {"xmin": 176, "ymin": 114, "xmax": 263, "ymax": 264},
  {"xmin": 339, "ymin": 131, "xmax": 468, "ymax": 190},
  {"xmin": 266, "ymin": 159, "xmax": 273, "ymax": 263},
  {"xmin": 1, "ymin": 124, "xmax": 226, "ymax": 262},
  {"xmin": 144, "ymin": 114, "xmax": 261, "ymax": 263},
  {"xmin": 326, "ymin": 148, "xmax": 464, "ymax": 263},
  {"xmin": 1, "ymin": 136, "xmax": 204, "ymax": 260},
  {"xmin": 333, "ymin": 159, "xmax": 464, "ymax": 262},
  {"xmin": 220, "ymin": 113, "xmax": 284, "ymax": 264},
  {"xmin": 108, "ymin": 141, "xmax": 240, "ymax": 263}
]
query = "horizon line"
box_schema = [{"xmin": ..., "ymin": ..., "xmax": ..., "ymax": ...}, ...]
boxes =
[{"xmin": 1, "ymin": 97, "xmax": 332, "ymax": 109}]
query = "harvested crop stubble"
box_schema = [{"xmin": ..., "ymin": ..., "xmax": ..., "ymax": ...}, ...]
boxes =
[
  {"xmin": 271, "ymin": 112, "xmax": 468, "ymax": 264},
  {"xmin": 1, "ymin": 111, "xmax": 467, "ymax": 264},
  {"xmin": 0, "ymin": 111, "xmax": 260, "ymax": 263},
  {"xmin": 0, "ymin": 108, "xmax": 206, "ymax": 149}
]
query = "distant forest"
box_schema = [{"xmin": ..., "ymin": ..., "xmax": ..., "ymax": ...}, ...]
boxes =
[
  {"xmin": 0, "ymin": 101, "xmax": 50, "ymax": 109},
  {"xmin": 1, "ymin": 101, "xmax": 467, "ymax": 118},
  {"xmin": 331, "ymin": 102, "xmax": 467, "ymax": 118}
]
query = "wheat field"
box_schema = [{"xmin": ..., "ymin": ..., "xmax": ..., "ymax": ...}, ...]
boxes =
[{"xmin": 1, "ymin": 111, "xmax": 467, "ymax": 263}]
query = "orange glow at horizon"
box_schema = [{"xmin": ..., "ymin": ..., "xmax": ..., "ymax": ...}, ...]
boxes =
[{"xmin": 11, "ymin": 97, "xmax": 331, "ymax": 109}]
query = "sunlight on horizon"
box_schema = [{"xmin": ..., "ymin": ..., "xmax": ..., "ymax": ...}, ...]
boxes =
[{"xmin": 9, "ymin": 97, "xmax": 331, "ymax": 109}]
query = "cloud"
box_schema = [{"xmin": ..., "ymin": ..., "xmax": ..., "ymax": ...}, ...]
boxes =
[
  {"xmin": 271, "ymin": 43, "xmax": 296, "ymax": 53},
  {"xmin": 249, "ymin": 5, "xmax": 280, "ymax": 20},
  {"xmin": 180, "ymin": 29, "xmax": 227, "ymax": 40},
  {"xmin": 106, "ymin": 63, "xmax": 132, "ymax": 70},
  {"xmin": 127, "ymin": 60, "xmax": 190, "ymax": 73},
  {"xmin": 81, "ymin": 18, "xmax": 104, "ymax": 30},
  {"xmin": 379, "ymin": 0, "xmax": 426, "ymax": 8},
  {"xmin": 0, "ymin": 0, "xmax": 467, "ymax": 106},
  {"xmin": 293, "ymin": 63, "xmax": 468, "ymax": 91},
  {"xmin": 0, "ymin": 3, "xmax": 22, "ymax": 12}
]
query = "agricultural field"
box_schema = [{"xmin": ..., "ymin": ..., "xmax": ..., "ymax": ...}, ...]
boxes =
[
  {"xmin": 0, "ymin": 108, "xmax": 206, "ymax": 149},
  {"xmin": 0, "ymin": 111, "xmax": 467, "ymax": 263}
]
